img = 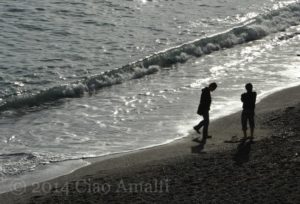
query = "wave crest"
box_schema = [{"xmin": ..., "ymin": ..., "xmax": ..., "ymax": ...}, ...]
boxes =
[{"xmin": 1, "ymin": 2, "xmax": 300, "ymax": 112}]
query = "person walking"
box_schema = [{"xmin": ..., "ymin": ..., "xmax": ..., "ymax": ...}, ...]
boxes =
[
  {"xmin": 194, "ymin": 82, "xmax": 217, "ymax": 140},
  {"xmin": 241, "ymin": 83, "xmax": 257, "ymax": 139}
]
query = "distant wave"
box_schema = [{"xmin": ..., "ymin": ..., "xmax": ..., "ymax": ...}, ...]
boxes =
[
  {"xmin": 1, "ymin": 2, "xmax": 300, "ymax": 112},
  {"xmin": 0, "ymin": 152, "xmax": 36, "ymax": 159}
]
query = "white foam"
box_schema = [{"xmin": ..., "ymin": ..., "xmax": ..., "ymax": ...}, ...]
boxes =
[
  {"xmin": 0, "ymin": 159, "xmax": 90, "ymax": 194},
  {"xmin": 1, "ymin": 2, "xmax": 300, "ymax": 112}
]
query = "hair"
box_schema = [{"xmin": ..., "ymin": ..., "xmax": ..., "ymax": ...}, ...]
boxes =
[
  {"xmin": 209, "ymin": 82, "xmax": 217, "ymax": 90},
  {"xmin": 245, "ymin": 83, "xmax": 253, "ymax": 92}
]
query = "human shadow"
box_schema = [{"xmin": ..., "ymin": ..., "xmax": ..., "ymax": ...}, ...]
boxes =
[
  {"xmin": 191, "ymin": 137, "xmax": 207, "ymax": 154},
  {"xmin": 233, "ymin": 139, "xmax": 252, "ymax": 166}
]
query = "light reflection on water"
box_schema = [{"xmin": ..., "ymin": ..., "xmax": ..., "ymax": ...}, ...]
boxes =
[
  {"xmin": 0, "ymin": 28, "xmax": 300, "ymax": 179},
  {"xmin": 0, "ymin": 0, "xmax": 299, "ymax": 181}
]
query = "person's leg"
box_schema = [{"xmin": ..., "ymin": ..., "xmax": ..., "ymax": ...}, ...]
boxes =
[
  {"xmin": 194, "ymin": 113, "xmax": 206, "ymax": 133},
  {"xmin": 243, "ymin": 130, "xmax": 247, "ymax": 138},
  {"xmin": 250, "ymin": 129, "xmax": 254, "ymax": 138},
  {"xmin": 194, "ymin": 121, "xmax": 201, "ymax": 134},
  {"xmin": 241, "ymin": 111, "xmax": 247, "ymax": 138},
  {"xmin": 202, "ymin": 111, "xmax": 209, "ymax": 138},
  {"xmin": 249, "ymin": 112, "xmax": 255, "ymax": 138},
  {"xmin": 193, "ymin": 122, "xmax": 201, "ymax": 134},
  {"xmin": 196, "ymin": 119, "xmax": 204, "ymax": 129}
]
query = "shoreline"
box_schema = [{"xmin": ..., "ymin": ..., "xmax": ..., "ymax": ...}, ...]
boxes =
[{"xmin": 1, "ymin": 84, "xmax": 300, "ymax": 203}]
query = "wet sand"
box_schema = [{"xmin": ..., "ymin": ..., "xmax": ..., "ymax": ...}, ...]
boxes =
[{"xmin": 1, "ymin": 85, "xmax": 300, "ymax": 204}]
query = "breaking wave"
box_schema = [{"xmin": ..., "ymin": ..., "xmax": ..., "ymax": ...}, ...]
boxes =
[{"xmin": 1, "ymin": 2, "xmax": 300, "ymax": 112}]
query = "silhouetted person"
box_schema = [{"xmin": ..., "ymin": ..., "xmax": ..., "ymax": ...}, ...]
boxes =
[
  {"xmin": 241, "ymin": 83, "xmax": 256, "ymax": 139},
  {"xmin": 194, "ymin": 82, "xmax": 217, "ymax": 139}
]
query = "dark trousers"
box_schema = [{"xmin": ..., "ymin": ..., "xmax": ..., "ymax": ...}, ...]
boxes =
[
  {"xmin": 241, "ymin": 110, "xmax": 255, "ymax": 131},
  {"xmin": 195, "ymin": 111, "xmax": 209, "ymax": 137}
]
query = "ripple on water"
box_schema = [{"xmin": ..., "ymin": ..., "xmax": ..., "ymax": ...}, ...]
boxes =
[{"xmin": 1, "ymin": 0, "xmax": 300, "ymax": 179}]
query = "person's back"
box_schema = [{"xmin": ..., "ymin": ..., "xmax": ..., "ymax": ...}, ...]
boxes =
[
  {"xmin": 241, "ymin": 83, "xmax": 256, "ymax": 139},
  {"xmin": 197, "ymin": 87, "xmax": 211, "ymax": 115},
  {"xmin": 241, "ymin": 91, "xmax": 256, "ymax": 111}
]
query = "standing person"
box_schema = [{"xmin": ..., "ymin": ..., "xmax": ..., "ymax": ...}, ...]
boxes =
[
  {"xmin": 241, "ymin": 83, "xmax": 257, "ymax": 139},
  {"xmin": 194, "ymin": 82, "xmax": 217, "ymax": 139}
]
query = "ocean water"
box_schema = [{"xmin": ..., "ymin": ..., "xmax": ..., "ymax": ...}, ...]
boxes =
[{"xmin": 1, "ymin": 0, "xmax": 300, "ymax": 190}]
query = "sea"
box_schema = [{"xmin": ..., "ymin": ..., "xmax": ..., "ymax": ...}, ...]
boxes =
[{"xmin": 0, "ymin": 0, "xmax": 300, "ymax": 192}]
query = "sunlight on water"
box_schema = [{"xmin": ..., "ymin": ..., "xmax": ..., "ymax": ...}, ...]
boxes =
[{"xmin": 0, "ymin": 0, "xmax": 300, "ymax": 184}]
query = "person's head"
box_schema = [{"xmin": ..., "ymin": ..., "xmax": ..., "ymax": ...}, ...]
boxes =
[
  {"xmin": 245, "ymin": 83, "xmax": 253, "ymax": 92},
  {"xmin": 209, "ymin": 82, "xmax": 217, "ymax": 92}
]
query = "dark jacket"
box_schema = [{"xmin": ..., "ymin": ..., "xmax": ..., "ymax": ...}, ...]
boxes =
[
  {"xmin": 197, "ymin": 87, "xmax": 211, "ymax": 115},
  {"xmin": 241, "ymin": 91, "xmax": 257, "ymax": 111}
]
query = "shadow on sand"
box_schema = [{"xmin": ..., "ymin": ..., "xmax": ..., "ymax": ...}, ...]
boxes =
[
  {"xmin": 191, "ymin": 137, "xmax": 207, "ymax": 154},
  {"xmin": 233, "ymin": 139, "xmax": 253, "ymax": 166}
]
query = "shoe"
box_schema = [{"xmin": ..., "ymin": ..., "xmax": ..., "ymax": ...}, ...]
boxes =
[{"xmin": 193, "ymin": 126, "xmax": 201, "ymax": 134}]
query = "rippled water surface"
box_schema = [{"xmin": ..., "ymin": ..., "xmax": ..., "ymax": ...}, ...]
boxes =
[
  {"xmin": 0, "ymin": 0, "xmax": 300, "ymax": 185},
  {"xmin": 1, "ymin": 0, "xmax": 294, "ymax": 97}
]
